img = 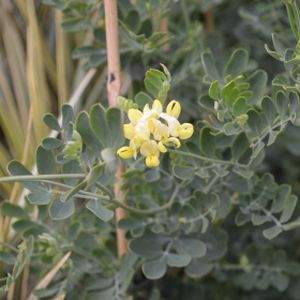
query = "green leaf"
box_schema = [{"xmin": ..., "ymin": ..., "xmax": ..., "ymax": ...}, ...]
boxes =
[
  {"xmin": 174, "ymin": 238, "xmax": 206, "ymax": 258},
  {"xmin": 271, "ymin": 184, "xmax": 291, "ymax": 213},
  {"xmin": 248, "ymin": 70, "xmax": 268, "ymax": 105},
  {"xmin": 233, "ymin": 97, "xmax": 247, "ymax": 116},
  {"xmin": 118, "ymin": 217, "xmax": 144, "ymax": 230},
  {"xmin": 49, "ymin": 199, "xmax": 75, "ymax": 220},
  {"xmin": 72, "ymin": 46, "xmax": 102, "ymax": 59},
  {"xmin": 271, "ymin": 33, "xmax": 285, "ymax": 56},
  {"xmin": 144, "ymin": 168, "xmax": 160, "ymax": 182},
  {"xmin": 106, "ymin": 108, "xmax": 124, "ymax": 148},
  {"xmin": 0, "ymin": 202, "xmax": 27, "ymax": 218},
  {"xmin": 7, "ymin": 160, "xmax": 44, "ymax": 191},
  {"xmin": 261, "ymin": 97, "xmax": 277, "ymax": 126},
  {"xmin": 201, "ymin": 51, "xmax": 220, "ymax": 81},
  {"xmin": 262, "ymin": 226, "xmax": 283, "ymax": 239},
  {"xmin": 126, "ymin": 9, "xmax": 140, "ymax": 32},
  {"xmin": 224, "ymin": 48, "xmax": 249, "ymax": 77},
  {"xmin": 42, "ymin": 138, "xmax": 64, "ymax": 150},
  {"xmin": 275, "ymin": 91, "xmax": 288, "ymax": 120},
  {"xmin": 62, "ymin": 104, "xmax": 74, "ymax": 129},
  {"xmin": 251, "ymin": 214, "xmax": 270, "ymax": 225},
  {"xmin": 43, "ymin": 113, "xmax": 60, "ymax": 131},
  {"xmin": 222, "ymin": 82, "xmax": 239, "ymax": 106},
  {"xmin": 247, "ymin": 110, "xmax": 264, "ymax": 136},
  {"xmin": 289, "ymin": 92, "xmax": 300, "ymax": 122},
  {"xmin": 271, "ymin": 272, "xmax": 289, "ymax": 292},
  {"xmin": 62, "ymin": 17, "xmax": 91, "ymax": 32},
  {"xmin": 62, "ymin": 160, "xmax": 82, "ymax": 186},
  {"xmin": 23, "ymin": 226, "xmax": 45, "ymax": 238},
  {"xmin": 199, "ymin": 127, "xmax": 216, "ymax": 157},
  {"xmin": 134, "ymin": 92, "xmax": 152, "ymax": 109},
  {"xmin": 198, "ymin": 95, "xmax": 216, "ymax": 114},
  {"xmin": 86, "ymin": 200, "xmax": 114, "ymax": 222},
  {"xmin": 13, "ymin": 220, "xmax": 38, "ymax": 232},
  {"xmin": 280, "ymin": 195, "xmax": 297, "ymax": 223},
  {"xmin": 166, "ymin": 253, "xmax": 191, "ymax": 267},
  {"xmin": 129, "ymin": 234, "xmax": 164, "ymax": 258},
  {"xmin": 223, "ymin": 121, "xmax": 241, "ymax": 135},
  {"xmin": 173, "ymin": 165, "xmax": 195, "ymax": 180},
  {"xmin": 185, "ymin": 261, "xmax": 213, "ymax": 278},
  {"xmin": 27, "ymin": 191, "xmax": 51, "ymax": 205},
  {"xmin": 90, "ymin": 104, "xmax": 111, "ymax": 147},
  {"xmin": 209, "ymin": 80, "xmax": 219, "ymax": 100},
  {"xmin": 231, "ymin": 134, "xmax": 249, "ymax": 161},
  {"xmin": 142, "ymin": 257, "xmax": 167, "ymax": 280},
  {"xmin": 36, "ymin": 146, "xmax": 56, "ymax": 174},
  {"xmin": 235, "ymin": 212, "xmax": 251, "ymax": 226},
  {"xmin": 144, "ymin": 69, "xmax": 167, "ymax": 99},
  {"xmin": 76, "ymin": 111, "xmax": 101, "ymax": 156}
]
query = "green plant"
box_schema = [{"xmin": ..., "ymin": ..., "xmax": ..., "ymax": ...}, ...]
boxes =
[{"xmin": 2, "ymin": 1, "xmax": 300, "ymax": 300}]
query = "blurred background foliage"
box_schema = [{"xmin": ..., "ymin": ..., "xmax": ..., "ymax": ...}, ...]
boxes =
[{"xmin": 1, "ymin": 0, "xmax": 300, "ymax": 299}]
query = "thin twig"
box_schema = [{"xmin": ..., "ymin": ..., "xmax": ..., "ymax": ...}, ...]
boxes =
[
  {"xmin": 104, "ymin": 0, "xmax": 127, "ymax": 257},
  {"xmin": 204, "ymin": 7, "xmax": 215, "ymax": 32}
]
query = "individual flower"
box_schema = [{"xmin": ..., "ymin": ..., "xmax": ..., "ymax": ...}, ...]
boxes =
[{"xmin": 117, "ymin": 99, "xmax": 194, "ymax": 167}]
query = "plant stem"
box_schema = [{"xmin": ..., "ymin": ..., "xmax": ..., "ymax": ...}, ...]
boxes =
[
  {"xmin": 168, "ymin": 149, "xmax": 239, "ymax": 166},
  {"xmin": 0, "ymin": 173, "xmax": 85, "ymax": 183},
  {"xmin": 104, "ymin": 0, "xmax": 127, "ymax": 258},
  {"xmin": 111, "ymin": 183, "xmax": 181, "ymax": 215},
  {"xmin": 204, "ymin": 7, "xmax": 215, "ymax": 33}
]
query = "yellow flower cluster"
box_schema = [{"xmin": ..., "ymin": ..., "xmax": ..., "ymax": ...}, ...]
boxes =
[{"xmin": 117, "ymin": 100, "xmax": 194, "ymax": 167}]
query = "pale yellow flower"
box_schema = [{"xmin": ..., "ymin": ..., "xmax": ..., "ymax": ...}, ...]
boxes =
[
  {"xmin": 117, "ymin": 99, "xmax": 194, "ymax": 167},
  {"xmin": 178, "ymin": 123, "xmax": 194, "ymax": 140},
  {"xmin": 145, "ymin": 155, "xmax": 160, "ymax": 167},
  {"xmin": 128, "ymin": 109, "xmax": 143, "ymax": 125},
  {"xmin": 166, "ymin": 100, "xmax": 181, "ymax": 118},
  {"xmin": 117, "ymin": 146, "xmax": 134, "ymax": 159},
  {"xmin": 123, "ymin": 123, "xmax": 135, "ymax": 139}
]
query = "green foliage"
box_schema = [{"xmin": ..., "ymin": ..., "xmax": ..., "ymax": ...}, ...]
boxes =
[{"xmin": 3, "ymin": 1, "xmax": 300, "ymax": 300}]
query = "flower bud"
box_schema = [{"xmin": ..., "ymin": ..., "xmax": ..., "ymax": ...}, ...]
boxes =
[
  {"xmin": 158, "ymin": 141, "xmax": 167, "ymax": 153},
  {"xmin": 236, "ymin": 114, "xmax": 248, "ymax": 126},
  {"xmin": 152, "ymin": 99, "xmax": 163, "ymax": 114},
  {"xmin": 117, "ymin": 146, "xmax": 134, "ymax": 159},
  {"xmin": 166, "ymin": 100, "xmax": 181, "ymax": 118},
  {"xmin": 178, "ymin": 123, "xmax": 194, "ymax": 140},
  {"xmin": 166, "ymin": 137, "xmax": 181, "ymax": 148}
]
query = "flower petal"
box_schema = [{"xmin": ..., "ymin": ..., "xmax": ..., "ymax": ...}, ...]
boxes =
[
  {"xmin": 178, "ymin": 123, "xmax": 194, "ymax": 140},
  {"xmin": 166, "ymin": 137, "xmax": 181, "ymax": 148},
  {"xmin": 145, "ymin": 155, "xmax": 160, "ymax": 167},
  {"xmin": 140, "ymin": 140, "xmax": 159, "ymax": 157},
  {"xmin": 166, "ymin": 100, "xmax": 181, "ymax": 119},
  {"xmin": 117, "ymin": 146, "xmax": 134, "ymax": 159},
  {"xmin": 160, "ymin": 113, "xmax": 180, "ymax": 137},
  {"xmin": 158, "ymin": 141, "xmax": 167, "ymax": 153},
  {"xmin": 128, "ymin": 109, "xmax": 143, "ymax": 125},
  {"xmin": 123, "ymin": 123, "xmax": 135, "ymax": 139},
  {"xmin": 152, "ymin": 99, "xmax": 163, "ymax": 114}
]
